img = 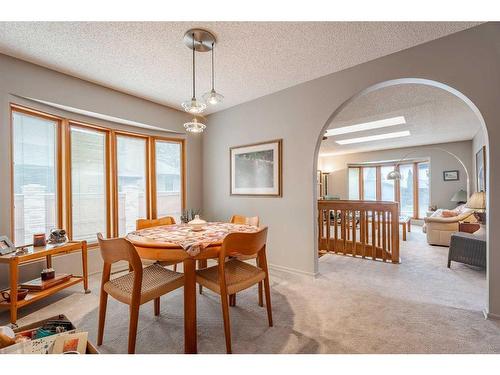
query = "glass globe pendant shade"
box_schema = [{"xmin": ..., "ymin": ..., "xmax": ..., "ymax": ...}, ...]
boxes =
[
  {"xmin": 203, "ymin": 89, "xmax": 224, "ymax": 105},
  {"xmin": 181, "ymin": 97, "xmax": 207, "ymax": 114},
  {"xmin": 183, "ymin": 116, "xmax": 206, "ymax": 133},
  {"xmin": 387, "ymin": 170, "xmax": 402, "ymax": 180}
]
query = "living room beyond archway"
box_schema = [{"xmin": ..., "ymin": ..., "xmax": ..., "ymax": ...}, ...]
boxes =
[{"xmin": 314, "ymin": 80, "xmax": 489, "ymax": 313}]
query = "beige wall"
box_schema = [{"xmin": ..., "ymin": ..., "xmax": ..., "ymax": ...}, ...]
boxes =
[
  {"xmin": 318, "ymin": 141, "xmax": 472, "ymax": 210},
  {"xmin": 203, "ymin": 23, "xmax": 500, "ymax": 315},
  {"xmin": 0, "ymin": 53, "xmax": 203, "ymax": 288}
]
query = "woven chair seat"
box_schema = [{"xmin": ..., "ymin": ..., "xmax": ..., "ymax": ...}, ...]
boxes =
[
  {"xmin": 104, "ymin": 264, "xmax": 184, "ymax": 305},
  {"xmin": 196, "ymin": 259, "xmax": 265, "ymax": 295}
]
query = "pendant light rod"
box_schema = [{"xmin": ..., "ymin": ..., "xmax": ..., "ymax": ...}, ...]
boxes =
[
  {"xmin": 192, "ymin": 33, "xmax": 196, "ymax": 99},
  {"xmin": 211, "ymin": 42, "xmax": 215, "ymax": 90}
]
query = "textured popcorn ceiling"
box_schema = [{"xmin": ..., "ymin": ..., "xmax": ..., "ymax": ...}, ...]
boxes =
[
  {"xmin": 320, "ymin": 84, "xmax": 482, "ymax": 155},
  {"xmin": 0, "ymin": 22, "xmax": 480, "ymax": 114}
]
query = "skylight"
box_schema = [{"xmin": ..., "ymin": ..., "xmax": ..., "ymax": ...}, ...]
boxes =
[
  {"xmin": 325, "ymin": 116, "xmax": 406, "ymax": 137},
  {"xmin": 335, "ymin": 130, "xmax": 411, "ymax": 145}
]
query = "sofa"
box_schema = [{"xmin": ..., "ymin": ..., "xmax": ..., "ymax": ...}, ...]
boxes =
[{"xmin": 423, "ymin": 204, "xmax": 477, "ymax": 246}]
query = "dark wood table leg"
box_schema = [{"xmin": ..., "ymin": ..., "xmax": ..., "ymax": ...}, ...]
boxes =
[
  {"xmin": 81, "ymin": 241, "xmax": 90, "ymax": 293},
  {"xmin": 407, "ymin": 220, "xmax": 411, "ymax": 232},
  {"xmin": 183, "ymin": 258, "xmax": 197, "ymax": 354},
  {"xmin": 9, "ymin": 258, "xmax": 19, "ymax": 324},
  {"xmin": 402, "ymin": 223, "xmax": 407, "ymax": 241},
  {"xmin": 46, "ymin": 254, "xmax": 52, "ymax": 268}
]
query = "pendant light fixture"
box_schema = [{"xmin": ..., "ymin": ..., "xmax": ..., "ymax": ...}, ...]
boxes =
[
  {"xmin": 181, "ymin": 28, "xmax": 217, "ymax": 133},
  {"xmin": 203, "ymin": 42, "xmax": 224, "ymax": 105},
  {"xmin": 181, "ymin": 32, "xmax": 206, "ymax": 115}
]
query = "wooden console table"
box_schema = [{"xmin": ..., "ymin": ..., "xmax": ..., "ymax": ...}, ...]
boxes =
[{"xmin": 0, "ymin": 241, "xmax": 89, "ymax": 324}]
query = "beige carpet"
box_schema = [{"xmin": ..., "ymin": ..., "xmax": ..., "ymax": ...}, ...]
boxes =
[{"xmin": 2, "ymin": 227, "xmax": 499, "ymax": 353}]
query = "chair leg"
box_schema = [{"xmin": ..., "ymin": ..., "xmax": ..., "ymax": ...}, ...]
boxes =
[
  {"xmin": 220, "ymin": 290, "xmax": 232, "ymax": 354},
  {"xmin": 173, "ymin": 263, "xmax": 177, "ymax": 272},
  {"xmin": 154, "ymin": 297, "xmax": 160, "ymax": 316},
  {"xmin": 263, "ymin": 276, "xmax": 273, "ymax": 327},
  {"xmin": 198, "ymin": 259, "xmax": 207, "ymax": 294},
  {"xmin": 128, "ymin": 304, "xmax": 140, "ymax": 354},
  {"xmin": 256, "ymin": 258, "xmax": 263, "ymax": 307},
  {"xmin": 97, "ymin": 291, "xmax": 108, "ymax": 346},
  {"xmin": 229, "ymin": 294, "xmax": 236, "ymax": 307},
  {"xmin": 258, "ymin": 282, "xmax": 263, "ymax": 307}
]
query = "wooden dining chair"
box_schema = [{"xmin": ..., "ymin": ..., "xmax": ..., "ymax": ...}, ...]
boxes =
[
  {"xmin": 230, "ymin": 215, "xmax": 259, "ymax": 227},
  {"xmin": 135, "ymin": 216, "xmax": 181, "ymax": 271},
  {"xmin": 195, "ymin": 227, "xmax": 272, "ymax": 353},
  {"xmin": 136, "ymin": 216, "xmax": 176, "ymax": 230},
  {"xmin": 96, "ymin": 233, "xmax": 184, "ymax": 354},
  {"xmin": 229, "ymin": 215, "xmax": 261, "ymax": 307}
]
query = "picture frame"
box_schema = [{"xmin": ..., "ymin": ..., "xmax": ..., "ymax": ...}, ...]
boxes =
[
  {"xmin": 476, "ymin": 146, "xmax": 486, "ymax": 192},
  {"xmin": 443, "ymin": 170, "xmax": 459, "ymax": 181},
  {"xmin": 0, "ymin": 235, "xmax": 15, "ymax": 255},
  {"xmin": 230, "ymin": 139, "xmax": 282, "ymax": 197}
]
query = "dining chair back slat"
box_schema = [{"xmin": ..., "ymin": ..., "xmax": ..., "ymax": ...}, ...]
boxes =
[
  {"xmin": 230, "ymin": 215, "xmax": 260, "ymax": 227},
  {"xmin": 136, "ymin": 216, "xmax": 176, "ymax": 230}
]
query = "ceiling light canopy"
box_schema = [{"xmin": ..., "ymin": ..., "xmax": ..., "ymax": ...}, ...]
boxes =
[
  {"xmin": 325, "ymin": 116, "xmax": 406, "ymax": 137},
  {"xmin": 335, "ymin": 130, "xmax": 411, "ymax": 145},
  {"xmin": 181, "ymin": 28, "xmax": 224, "ymax": 133}
]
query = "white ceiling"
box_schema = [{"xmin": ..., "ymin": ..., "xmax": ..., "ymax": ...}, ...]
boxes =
[
  {"xmin": 0, "ymin": 22, "xmax": 480, "ymax": 114},
  {"xmin": 320, "ymin": 84, "xmax": 482, "ymax": 156}
]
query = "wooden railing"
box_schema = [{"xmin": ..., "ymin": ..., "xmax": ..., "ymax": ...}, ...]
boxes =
[{"xmin": 318, "ymin": 200, "xmax": 400, "ymax": 263}]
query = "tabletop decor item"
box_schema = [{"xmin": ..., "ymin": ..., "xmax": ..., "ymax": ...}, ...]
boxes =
[
  {"xmin": 188, "ymin": 215, "xmax": 207, "ymax": 231},
  {"xmin": 33, "ymin": 233, "xmax": 47, "ymax": 247},
  {"xmin": 181, "ymin": 208, "xmax": 200, "ymax": 223},
  {"xmin": 41, "ymin": 268, "xmax": 55, "ymax": 281},
  {"xmin": 230, "ymin": 139, "xmax": 283, "ymax": 196},
  {"xmin": 0, "ymin": 236, "xmax": 15, "ymax": 256},
  {"xmin": 48, "ymin": 229, "xmax": 67, "ymax": 244},
  {"xmin": 1, "ymin": 289, "xmax": 29, "ymax": 303}
]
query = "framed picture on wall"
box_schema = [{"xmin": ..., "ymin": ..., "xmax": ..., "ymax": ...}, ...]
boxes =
[
  {"xmin": 443, "ymin": 170, "xmax": 459, "ymax": 181},
  {"xmin": 230, "ymin": 139, "xmax": 282, "ymax": 196},
  {"xmin": 476, "ymin": 146, "xmax": 486, "ymax": 192}
]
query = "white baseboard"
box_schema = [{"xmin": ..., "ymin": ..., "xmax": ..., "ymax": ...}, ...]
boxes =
[
  {"xmin": 483, "ymin": 309, "xmax": 500, "ymax": 320},
  {"xmin": 268, "ymin": 263, "xmax": 318, "ymax": 277}
]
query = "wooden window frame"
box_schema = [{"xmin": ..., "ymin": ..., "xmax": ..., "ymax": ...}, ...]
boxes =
[
  {"xmin": 348, "ymin": 160, "xmax": 429, "ymax": 219},
  {"xmin": 150, "ymin": 136, "xmax": 186, "ymax": 220},
  {"xmin": 9, "ymin": 103, "xmax": 187, "ymax": 245},
  {"xmin": 10, "ymin": 104, "xmax": 63, "ymax": 245},
  {"xmin": 66, "ymin": 121, "xmax": 112, "ymax": 243}
]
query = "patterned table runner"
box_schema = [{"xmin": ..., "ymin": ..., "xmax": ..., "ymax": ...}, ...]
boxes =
[{"xmin": 128, "ymin": 222, "xmax": 259, "ymax": 256}]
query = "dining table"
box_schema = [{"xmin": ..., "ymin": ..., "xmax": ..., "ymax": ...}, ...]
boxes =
[{"xmin": 126, "ymin": 221, "xmax": 260, "ymax": 354}]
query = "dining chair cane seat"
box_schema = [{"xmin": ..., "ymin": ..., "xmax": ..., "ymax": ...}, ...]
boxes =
[
  {"xmin": 196, "ymin": 259, "xmax": 266, "ymax": 296},
  {"xmin": 104, "ymin": 264, "xmax": 184, "ymax": 305}
]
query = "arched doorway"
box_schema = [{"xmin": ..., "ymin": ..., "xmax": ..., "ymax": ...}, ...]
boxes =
[{"xmin": 313, "ymin": 78, "xmax": 489, "ymax": 312}]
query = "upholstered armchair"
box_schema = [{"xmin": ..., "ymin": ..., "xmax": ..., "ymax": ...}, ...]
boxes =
[{"xmin": 423, "ymin": 206, "xmax": 477, "ymax": 246}]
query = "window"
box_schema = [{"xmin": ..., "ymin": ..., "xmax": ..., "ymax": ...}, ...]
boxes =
[
  {"xmin": 418, "ymin": 162, "xmax": 430, "ymax": 218},
  {"xmin": 154, "ymin": 139, "xmax": 183, "ymax": 222},
  {"xmin": 381, "ymin": 165, "xmax": 395, "ymax": 201},
  {"xmin": 347, "ymin": 161, "xmax": 429, "ymax": 218},
  {"xmin": 348, "ymin": 167, "xmax": 360, "ymax": 200},
  {"xmin": 399, "ymin": 164, "xmax": 414, "ymax": 217},
  {"xmin": 70, "ymin": 125, "xmax": 108, "ymax": 241},
  {"xmin": 10, "ymin": 105, "xmax": 186, "ymax": 245},
  {"xmin": 363, "ymin": 167, "xmax": 377, "ymax": 200},
  {"xmin": 116, "ymin": 135, "xmax": 148, "ymax": 237},
  {"xmin": 12, "ymin": 110, "xmax": 59, "ymax": 246}
]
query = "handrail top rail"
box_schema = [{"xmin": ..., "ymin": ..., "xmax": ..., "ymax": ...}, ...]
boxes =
[{"xmin": 318, "ymin": 199, "xmax": 399, "ymax": 212}]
